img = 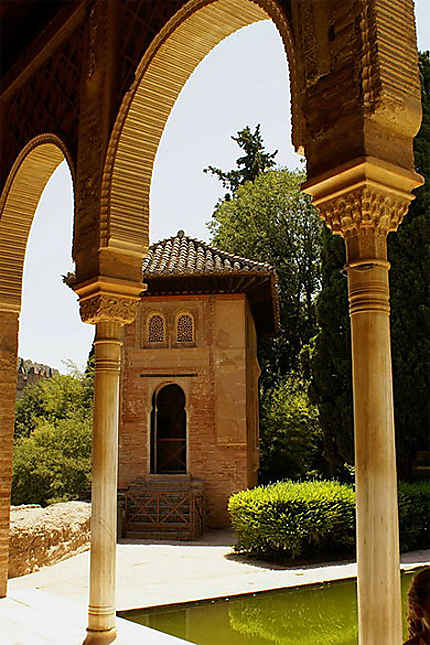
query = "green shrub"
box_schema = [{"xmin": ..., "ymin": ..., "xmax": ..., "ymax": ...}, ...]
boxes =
[
  {"xmin": 229, "ymin": 480, "xmax": 430, "ymax": 560},
  {"xmin": 229, "ymin": 480, "xmax": 355, "ymax": 559}
]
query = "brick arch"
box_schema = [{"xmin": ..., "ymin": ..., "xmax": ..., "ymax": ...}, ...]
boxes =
[
  {"xmin": 101, "ymin": 0, "xmax": 298, "ymax": 258},
  {"xmin": 0, "ymin": 135, "xmax": 74, "ymax": 311}
]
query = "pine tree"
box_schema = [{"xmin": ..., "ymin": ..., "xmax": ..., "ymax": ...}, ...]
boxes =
[{"xmin": 204, "ymin": 124, "xmax": 277, "ymax": 200}]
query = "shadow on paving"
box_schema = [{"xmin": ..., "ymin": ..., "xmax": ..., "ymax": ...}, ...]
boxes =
[{"xmin": 118, "ymin": 529, "xmax": 236, "ymax": 548}]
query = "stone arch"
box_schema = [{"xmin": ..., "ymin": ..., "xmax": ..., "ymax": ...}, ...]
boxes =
[
  {"xmin": 0, "ymin": 135, "xmax": 74, "ymax": 312},
  {"xmin": 0, "ymin": 134, "xmax": 74, "ymax": 597},
  {"xmin": 101, "ymin": 0, "xmax": 298, "ymax": 257}
]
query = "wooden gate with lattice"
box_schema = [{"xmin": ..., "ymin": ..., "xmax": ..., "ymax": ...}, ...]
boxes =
[{"xmin": 122, "ymin": 478, "xmax": 205, "ymax": 540}]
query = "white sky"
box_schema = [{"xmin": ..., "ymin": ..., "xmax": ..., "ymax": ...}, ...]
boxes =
[{"xmin": 18, "ymin": 2, "xmax": 430, "ymax": 372}]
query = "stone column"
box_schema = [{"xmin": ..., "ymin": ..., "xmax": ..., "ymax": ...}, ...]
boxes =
[
  {"xmin": 304, "ymin": 159, "xmax": 423, "ymax": 645},
  {"xmin": 77, "ymin": 287, "xmax": 139, "ymax": 645},
  {"xmin": 0, "ymin": 307, "xmax": 19, "ymax": 598},
  {"xmin": 85, "ymin": 320, "xmax": 121, "ymax": 644}
]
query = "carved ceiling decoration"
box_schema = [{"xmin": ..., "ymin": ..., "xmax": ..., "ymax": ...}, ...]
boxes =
[{"xmin": 1, "ymin": 22, "xmax": 84, "ymax": 183}]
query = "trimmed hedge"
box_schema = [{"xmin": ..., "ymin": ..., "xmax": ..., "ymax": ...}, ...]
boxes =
[{"xmin": 228, "ymin": 480, "xmax": 430, "ymax": 560}]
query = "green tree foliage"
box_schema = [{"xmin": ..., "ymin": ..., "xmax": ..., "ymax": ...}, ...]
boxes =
[
  {"xmin": 206, "ymin": 126, "xmax": 323, "ymax": 482},
  {"xmin": 308, "ymin": 52, "xmax": 430, "ymax": 479},
  {"xmin": 12, "ymin": 353, "xmax": 95, "ymax": 505},
  {"xmin": 14, "ymin": 371, "xmax": 93, "ymax": 440},
  {"xmin": 85, "ymin": 341, "xmax": 95, "ymax": 380},
  {"xmin": 12, "ymin": 418, "xmax": 92, "ymax": 506},
  {"xmin": 208, "ymin": 168, "xmax": 322, "ymax": 380},
  {"xmin": 259, "ymin": 376, "xmax": 322, "ymax": 483},
  {"xmin": 204, "ymin": 124, "xmax": 277, "ymax": 199}
]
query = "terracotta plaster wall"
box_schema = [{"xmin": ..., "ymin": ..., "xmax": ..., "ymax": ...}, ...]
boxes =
[
  {"xmin": 245, "ymin": 301, "xmax": 260, "ymax": 488},
  {"xmin": 119, "ymin": 294, "xmax": 258, "ymax": 527}
]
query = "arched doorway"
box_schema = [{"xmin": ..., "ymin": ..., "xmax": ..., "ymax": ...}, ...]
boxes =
[{"xmin": 151, "ymin": 384, "xmax": 187, "ymax": 474}]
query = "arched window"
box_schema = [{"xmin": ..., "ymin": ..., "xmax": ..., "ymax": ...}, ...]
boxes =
[
  {"xmin": 176, "ymin": 313, "xmax": 194, "ymax": 344},
  {"xmin": 148, "ymin": 313, "xmax": 166, "ymax": 344},
  {"xmin": 150, "ymin": 384, "xmax": 186, "ymax": 474}
]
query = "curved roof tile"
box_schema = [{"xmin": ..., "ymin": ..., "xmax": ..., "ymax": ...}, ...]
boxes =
[{"xmin": 142, "ymin": 230, "xmax": 273, "ymax": 277}]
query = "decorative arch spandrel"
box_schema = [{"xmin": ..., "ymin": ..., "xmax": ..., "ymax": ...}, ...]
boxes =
[
  {"xmin": 0, "ymin": 21, "xmax": 84, "ymax": 189},
  {"xmin": 290, "ymin": 0, "xmax": 422, "ymax": 178}
]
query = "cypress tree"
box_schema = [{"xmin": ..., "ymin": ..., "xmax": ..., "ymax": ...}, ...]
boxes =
[
  {"xmin": 309, "ymin": 52, "xmax": 430, "ymax": 480},
  {"xmin": 388, "ymin": 52, "xmax": 430, "ymax": 478}
]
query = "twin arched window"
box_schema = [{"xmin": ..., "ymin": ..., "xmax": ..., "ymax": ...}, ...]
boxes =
[{"xmin": 147, "ymin": 312, "xmax": 194, "ymax": 345}]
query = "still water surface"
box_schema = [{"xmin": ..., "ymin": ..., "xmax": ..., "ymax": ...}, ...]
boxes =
[{"xmin": 121, "ymin": 572, "xmax": 415, "ymax": 645}]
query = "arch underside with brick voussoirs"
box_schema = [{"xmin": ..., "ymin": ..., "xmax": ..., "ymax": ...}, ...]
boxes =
[
  {"xmin": 101, "ymin": 0, "xmax": 298, "ymax": 261},
  {"xmin": 0, "ymin": 135, "xmax": 74, "ymax": 312}
]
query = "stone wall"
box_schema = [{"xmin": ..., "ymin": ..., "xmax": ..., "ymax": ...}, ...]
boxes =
[
  {"xmin": 16, "ymin": 358, "xmax": 58, "ymax": 398},
  {"xmin": 8, "ymin": 501, "xmax": 90, "ymax": 578}
]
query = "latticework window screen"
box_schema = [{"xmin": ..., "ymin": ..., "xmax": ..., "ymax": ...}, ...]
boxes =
[
  {"xmin": 148, "ymin": 314, "xmax": 165, "ymax": 343},
  {"xmin": 176, "ymin": 314, "xmax": 193, "ymax": 343}
]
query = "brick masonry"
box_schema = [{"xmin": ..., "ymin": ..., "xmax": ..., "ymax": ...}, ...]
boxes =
[
  {"xmin": 0, "ymin": 311, "xmax": 19, "ymax": 597},
  {"xmin": 119, "ymin": 293, "xmax": 260, "ymax": 528}
]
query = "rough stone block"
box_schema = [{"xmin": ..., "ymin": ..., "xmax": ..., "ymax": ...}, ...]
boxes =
[{"xmin": 8, "ymin": 501, "xmax": 91, "ymax": 578}]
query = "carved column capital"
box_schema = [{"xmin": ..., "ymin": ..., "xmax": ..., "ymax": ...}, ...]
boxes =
[
  {"xmin": 316, "ymin": 186, "xmax": 411, "ymax": 239},
  {"xmin": 79, "ymin": 294, "xmax": 139, "ymax": 325},
  {"xmin": 72, "ymin": 276, "xmax": 145, "ymax": 326},
  {"xmin": 316, "ymin": 186, "xmax": 412, "ymax": 264},
  {"xmin": 303, "ymin": 157, "xmax": 423, "ymax": 264}
]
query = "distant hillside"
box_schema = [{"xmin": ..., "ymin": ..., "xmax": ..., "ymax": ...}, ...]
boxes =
[{"xmin": 17, "ymin": 358, "xmax": 58, "ymax": 398}]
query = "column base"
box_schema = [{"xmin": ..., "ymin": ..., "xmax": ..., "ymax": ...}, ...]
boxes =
[{"xmin": 82, "ymin": 628, "xmax": 117, "ymax": 645}]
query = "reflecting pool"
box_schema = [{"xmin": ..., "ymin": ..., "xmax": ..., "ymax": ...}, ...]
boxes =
[{"xmin": 120, "ymin": 571, "xmax": 415, "ymax": 644}]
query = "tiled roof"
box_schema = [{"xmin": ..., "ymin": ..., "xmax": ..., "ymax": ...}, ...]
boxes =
[{"xmin": 142, "ymin": 230, "xmax": 273, "ymax": 276}]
